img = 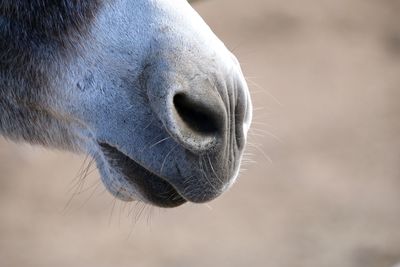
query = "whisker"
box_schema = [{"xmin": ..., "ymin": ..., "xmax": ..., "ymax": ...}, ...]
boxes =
[
  {"xmin": 160, "ymin": 144, "xmax": 178, "ymax": 174},
  {"xmin": 207, "ymin": 154, "xmax": 224, "ymax": 185},
  {"xmin": 199, "ymin": 155, "xmax": 218, "ymax": 191},
  {"xmin": 246, "ymin": 77, "xmax": 282, "ymax": 106},
  {"xmin": 108, "ymin": 193, "xmax": 118, "ymax": 226},
  {"xmin": 63, "ymin": 155, "xmax": 98, "ymax": 212},
  {"xmin": 247, "ymin": 143, "xmax": 272, "ymax": 164},
  {"xmin": 79, "ymin": 181, "xmax": 102, "ymax": 209},
  {"xmin": 149, "ymin": 136, "xmax": 171, "ymax": 149},
  {"xmin": 248, "ymin": 129, "xmax": 283, "ymax": 143}
]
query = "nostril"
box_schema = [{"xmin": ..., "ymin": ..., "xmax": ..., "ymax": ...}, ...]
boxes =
[{"xmin": 173, "ymin": 93, "xmax": 220, "ymax": 135}]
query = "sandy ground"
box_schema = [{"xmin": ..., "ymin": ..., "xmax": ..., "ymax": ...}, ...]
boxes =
[{"xmin": 1, "ymin": 0, "xmax": 400, "ymax": 266}]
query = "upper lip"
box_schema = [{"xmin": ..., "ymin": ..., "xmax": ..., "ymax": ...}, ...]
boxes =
[{"xmin": 98, "ymin": 142, "xmax": 187, "ymax": 208}]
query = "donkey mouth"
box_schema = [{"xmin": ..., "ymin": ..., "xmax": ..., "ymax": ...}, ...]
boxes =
[{"xmin": 98, "ymin": 143, "xmax": 186, "ymax": 208}]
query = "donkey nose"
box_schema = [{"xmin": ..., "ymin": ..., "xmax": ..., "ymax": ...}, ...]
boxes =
[
  {"xmin": 144, "ymin": 58, "xmax": 252, "ymax": 154},
  {"xmin": 145, "ymin": 62, "xmax": 253, "ymax": 155},
  {"xmin": 171, "ymin": 89, "xmax": 226, "ymax": 152}
]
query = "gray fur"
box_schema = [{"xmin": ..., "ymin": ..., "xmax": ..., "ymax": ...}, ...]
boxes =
[{"xmin": 0, "ymin": 0, "xmax": 252, "ymax": 207}]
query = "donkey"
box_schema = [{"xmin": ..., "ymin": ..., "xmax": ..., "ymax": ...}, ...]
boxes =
[{"xmin": 0, "ymin": 0, "xmax": 252, "ymax": 207}]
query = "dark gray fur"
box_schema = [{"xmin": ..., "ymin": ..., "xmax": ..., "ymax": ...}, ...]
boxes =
[{"xmin": 0, "ymin": 1, "xmax": 100, "ymax": 148}]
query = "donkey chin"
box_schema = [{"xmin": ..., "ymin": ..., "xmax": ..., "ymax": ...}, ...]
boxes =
[{"xmin": 0, "ymin": 0, "xmax": 252, "ymax": 208}]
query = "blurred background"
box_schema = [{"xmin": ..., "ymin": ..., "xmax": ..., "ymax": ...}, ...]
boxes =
[{"xmin": 1, "ymin": 0, "xmax": 400, "ymax": 266}]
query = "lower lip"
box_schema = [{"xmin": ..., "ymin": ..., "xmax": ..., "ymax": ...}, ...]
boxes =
[{"xmin": 98, "ymin": 143, "xmax": 186, "ymax": 208}]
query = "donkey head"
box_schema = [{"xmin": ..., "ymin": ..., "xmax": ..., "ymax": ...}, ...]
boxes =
[{"xmin": 0, "ymin": 0, "xmax": 252, "ymax": 207}]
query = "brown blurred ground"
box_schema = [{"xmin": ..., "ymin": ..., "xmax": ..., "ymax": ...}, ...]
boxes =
[{"xmin": 1, "ymin": 0, "xmax": 400, "ymax": 266}]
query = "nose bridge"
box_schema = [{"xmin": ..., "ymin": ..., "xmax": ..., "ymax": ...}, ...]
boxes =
[{"xmin": 143, "ymin": 20, "xmax": 250, "ymax": 155}]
